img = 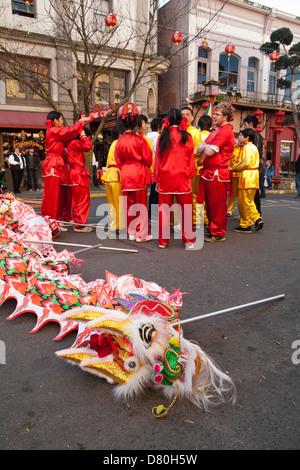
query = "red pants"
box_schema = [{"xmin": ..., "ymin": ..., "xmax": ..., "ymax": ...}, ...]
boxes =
[
  {"xmin": 41, "ymin": 176, "xmax": 62, "ymax": 220},
  {"xmin": 122, "ymin": 188, "xmax": 149, "ymax": 239},
  {"xmin": 159, "ymin": 192, "xmax": 195, "ymax": 246},
  {"xmin": 72, "ymin": 185, "xmax": 90, "ymax": 229},
  {"xmin": 57, "ymin": 185, "xmax": 72, "ymax": 222},
  {"xmin": 203, "ymin": 177, "xmax": 228, "ymax": 237}
]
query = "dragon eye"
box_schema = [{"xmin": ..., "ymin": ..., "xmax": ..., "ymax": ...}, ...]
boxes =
[
  {"xmin": 139, "ymin": 324, "xmax": 157, "ymax": 345},
  {"xmin": 124, "ymin": 357, "xmax": 138, "ymax": 371}
]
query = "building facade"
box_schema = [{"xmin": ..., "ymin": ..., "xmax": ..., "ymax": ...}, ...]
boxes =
[
  {"xmin": 158, "ymin": 0, "xmax": 300, "ymax": 179},
  {"xmin": 0, "ymin": 0, "xmax": 167, "ymax": 171}
]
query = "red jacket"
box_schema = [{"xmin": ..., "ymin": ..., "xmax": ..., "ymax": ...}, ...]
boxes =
[
  {"xmin": 201, "ymin": 123, "xmax": 235, "ymax": 181},
  {"xmin": 42, "ymin": 121, "xmax": 84, "ymax": 179},
  {"xmin": 115, "ymin": 131, "xmax": 152, "ymax": 190},
  {"xmin": 67, "ymin": 135, "xmax": 92, "ymax": 187},
  {"xmin": 154, "ymin": 128, "xmax": 195, "ymax": 193}
]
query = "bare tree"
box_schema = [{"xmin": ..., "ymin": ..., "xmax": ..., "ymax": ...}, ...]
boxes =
[{"xmin": 0, "ymin": 0, "xmax": 230, "ymax": 142}]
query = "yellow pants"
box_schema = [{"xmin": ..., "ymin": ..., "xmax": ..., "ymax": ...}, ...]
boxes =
[
  {"xmin": 237, "ymin": 188, "xmax": 261, "ymax": 228},
  {"xmin": 191, "ymin": 173, "xmax": 208, "ymax": 226},
  {"xmin": 227, "ymin": 177, "xmax": 239, "ymax": 212},
  {"xmin": 105, "ymin": 182, "xmax": 125, "ymax": 231}
]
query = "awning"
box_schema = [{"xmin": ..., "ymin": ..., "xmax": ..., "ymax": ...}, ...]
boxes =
[{"xmin": 0, "ymin": 110, "xmax": 48, "ymax": 129}]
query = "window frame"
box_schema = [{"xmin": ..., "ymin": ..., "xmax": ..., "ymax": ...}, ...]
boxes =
[{"xmin": 12, "ymin": 0, "xmax": 35, "ymax": 18}]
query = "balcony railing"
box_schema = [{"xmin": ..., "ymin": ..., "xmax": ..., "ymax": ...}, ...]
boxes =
[{"xmin": 189, "ymin": 84, "xmax": 290, "ymax": 108}]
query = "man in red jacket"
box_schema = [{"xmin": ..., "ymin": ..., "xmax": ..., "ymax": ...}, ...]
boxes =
[
  {"xmin": 67, "ymin": 130, "xmax": 93, "ymax": 232},
  {"xmin": 196, "ymin": 102, "xmax": 235, "ymax": 242}
]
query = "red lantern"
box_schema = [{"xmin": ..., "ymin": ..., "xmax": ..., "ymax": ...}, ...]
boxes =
[
  {"xmin": 202, "ymin": 102, "xmax": 209, "ymax": 110},
  {"xmin": 274, "ymin": 127, "xmax": 283, "ymax": 134},
  {"xmin": 256, "ymin": 127, "xmax": 263, "ymax": 133},
  {"xmin": 275, "ymin": 110, "xmax": 285, "ymax": 118},
  {"xmin": 105, "ymin": 13, "xmax": 117, "ymax": 30},
  {"xmin": 202, "ymin": 38, "xmax": 208, "ymax": 49},
  {"xmin": 225, "ymin": 43, "xmax": 235, "ymax": 57},
  {"xmin": 258, "ymin": 118, "xmax": 263, "ymax": 124},
  {"xmin": 172, "ymin": 31, "xmax": 182, "ymax": 46},
  {"xmin": 269, "ymin": 51, "xmax": 280, "ymax": 64},
  {"xmin": 275, "ymin": 119, "xmax": 284, "ymax": 126},
  {"xmin": 254, "ymin": 109, "xmax": 263, "ymax": 117}
]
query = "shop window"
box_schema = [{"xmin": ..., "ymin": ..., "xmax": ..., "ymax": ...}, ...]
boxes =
[
  {"xmin": 219, "ymin": 53, "xmax": 239, "ymax": 91},
  {"xmin": 268, "ymin": 62, "xmax": 277, "ymax": 96},
  {"xmin": 12, "ymin": 0, "xmax": 35, "ymax": 18}
]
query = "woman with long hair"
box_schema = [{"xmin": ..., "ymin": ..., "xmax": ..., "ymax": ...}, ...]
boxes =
[
  {"xmin": 41, "ymin": 110, "xmax": 92, "ymax": 223},
  {"xmin": 154, "ymin": 108, "xmax": 195, "ymax": 249},
  {"xmin": 115, "ymin": 112, "xmax": 153, "ymax": 242}
]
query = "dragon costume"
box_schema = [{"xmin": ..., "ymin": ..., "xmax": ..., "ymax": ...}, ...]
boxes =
[{"xmin": 0, "ymin": 193, "xmax": 236, "ymax": 417}]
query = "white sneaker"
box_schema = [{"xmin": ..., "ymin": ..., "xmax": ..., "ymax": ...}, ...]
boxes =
[
  {"xmin": 129, "ymin": 235, "xmax": 136, "ymax": 241},
  {"xmin": 159, "ymin": 244, "xmax": 167, "ymax": 249},
  {"xmin": 227, "ymin": 211, "xmax": 233, "ymax": 217},
  {"xmin": 136, "ymin": 235, "xmax": 152, "ymax": 243},
  {"xmin": 74, "ymin": 226, "xmax": 93, "ymax": 232},
  {"xmin": 60, "ymin": 227, "xmax": 68, "ymax": 232},
  {"xmin": 185, "ymin": 243, "xmax": 195, "ymax": 250},
  {"xmin": 173, "ymin": 224, "xmax": 181, "ymax": 233}
]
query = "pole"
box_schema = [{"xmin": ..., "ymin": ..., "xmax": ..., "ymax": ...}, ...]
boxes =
[
  {"xmin": 174, "ymin": 294, "xmax": 285, "ymax": 327},
  {"xmin": 23, "ymin": 239, "xmax": 138, "ymax": 253}
]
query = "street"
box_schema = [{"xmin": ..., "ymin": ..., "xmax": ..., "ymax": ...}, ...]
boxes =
[{"xmin": 0, "ymin": 192, "xmax": 300, "ymax": 450}]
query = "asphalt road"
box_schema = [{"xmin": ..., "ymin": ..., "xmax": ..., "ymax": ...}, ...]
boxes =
[{"xmin": 0, "ymin": 192, "xmax": 299, "ymax": 451}]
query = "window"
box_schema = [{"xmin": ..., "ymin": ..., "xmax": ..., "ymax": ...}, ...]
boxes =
[
  {"xmin": 12, "ymin": 0, "xmax": 35, "ymax": 18},
  {"xmin": 268, "ymin": 62, "xmax": 277, "ymax": 95},
  {"xmin": 5, "ymin": 58, "xmax": 50, "ymax": 104},
  {"xmin": 197, "ymin": 48, "xmax": 208, "ymax": 85},
  {"xmin": 94, "ymin": 70, "xmax": 127, "ymax": 107},
  {"xmin": 94, "ymin": 0, "xmax": 111, "ymax": 32},
  {"xmin": 247, "ymin": 58, "xmax": 258, "ymax": 92},
  {"xmin": 283, "ymin": 67, "xmax": 300, "ymax": 101},
  {"xmin": 219, "ymin": 53, "xmax": 239, "ymax": 91}
]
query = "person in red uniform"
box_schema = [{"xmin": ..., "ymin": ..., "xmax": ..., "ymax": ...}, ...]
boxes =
[
  {"xmin": 196, "ymin": 102, "xmax": 235, "ymax": 242},
  {"xmin": 154, "ymin": 108, "xmax": 195, "ymax": 249},
  {"xmin": 41, "ymin": 110, "xmax": 92, "ymax": 223},
  {"xmin": 115, "ymin": 112, "xmax": 153, "ymax": 242},
  {"xmin": 67, "ymin": 129, "xmax": 93, "ymax": 232}
]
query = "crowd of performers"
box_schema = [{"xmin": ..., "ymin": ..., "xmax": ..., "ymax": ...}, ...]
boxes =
[
  {"xmin": 102, "ymin": 102, "xmax": 264, "ymax": 249},
  {"xmin": 40, "ymin": 102, "xmax": 264, "ymax": 247}
]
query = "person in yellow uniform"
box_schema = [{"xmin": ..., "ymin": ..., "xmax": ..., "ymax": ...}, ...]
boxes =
[
  {"xmin": 197, "ymin": 114, "xmax": 212, "ymax": 226},
  {"xmin": 227, "ymin": 142, "xmax": 243, "ymax": 216},
  {"xmin": 181, "ymin": 107, "xmax": 202, "ymax": 226},
  {"xmin": 233, "ymin": 128, "xmax": 264, "ymax": 233},
  {"xmin": 101, "ymin": 125, "xmax": 125, "ymax": 232}
]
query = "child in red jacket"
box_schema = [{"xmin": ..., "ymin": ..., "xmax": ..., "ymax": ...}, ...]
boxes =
[{"xmin": 154, "ymin": 108, "xmax": 195, "ymax": 249}]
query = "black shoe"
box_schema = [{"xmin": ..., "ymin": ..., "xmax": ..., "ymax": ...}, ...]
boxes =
[
  {"xmin": 255, "ymin": 218, "xmax": 264, "ymax": 231},
  {"xmin": 204, "ymin": 234, "xmax": 226, "ymax": 243},
  {"xmin": 234, "ymin": 225, "xmax": 251, "ymax": 233}
]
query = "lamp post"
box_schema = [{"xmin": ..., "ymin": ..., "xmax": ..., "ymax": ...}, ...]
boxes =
[{"xmin": 203, "ymin": 79, "xmax": 221, "ymax": 116}]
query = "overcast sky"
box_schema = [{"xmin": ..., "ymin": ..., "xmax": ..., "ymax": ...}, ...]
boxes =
[{"xmin": 158, "ymin": 0, "xmax": 299, "ymax": 17}]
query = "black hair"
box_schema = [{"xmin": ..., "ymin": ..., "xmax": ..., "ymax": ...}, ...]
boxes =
[
  {"xmin": 158, "ymin": 108, "xmax": 189, "ymax": 154},
  {"xmin": 84, "ymin": 127, "xmax": 91, "ymax": 137},
  {"xmin": 150, "ymin": 117, "xmax": 163, "ymax": 132},
  {"xmin": 116, "ymin": 115, "xmax": 125, "ymax": 136},
  {"xmin": 137, "ymin": 114, "xmax": 148, "ymax": 128},
  {"xmin": 122, "ymin": 113, "xmax": 139, "ymax": 131},
  {"xmin": 47, "ymin": 110, "xmax": 62, "ymax": 122},
  {"xmin": 181, "ymin": 106, "xmax": 193, "ymax": 115},
  {"xmin": 111, "ymin": 126, "xmax": 119, "ymax": 141},
  {"xmin": 239, "ymin": 128, "xmax": 256, "ymax": 142},
  {"xmin": 243, "ymin": 115, "xmax": 258, "ymax": 129},
  {"xmin": 198, "ymin": 114, "xmax": 212, "ymax": 131}
]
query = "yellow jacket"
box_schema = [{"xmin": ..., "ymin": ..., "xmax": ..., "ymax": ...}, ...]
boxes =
[
  {"xmin": 235, "ymin": 142, "xmax": 259, "ymax": 189},
  {"xmin": 230, "ymin": 145, "xmax": 243, "ymax": 178},
  {"xmin": 101, "ymin": 140, "xmax": 121, "ymax": 183},
  {"xmin": 143, "ymin": 135, "xmax": 155, "ymax": 177},
  {"xmin": 187, "ymin": 125, "xmax": 202, "ymax": 170}
]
